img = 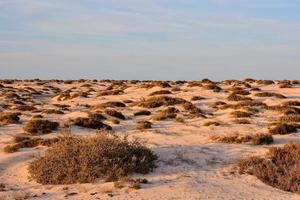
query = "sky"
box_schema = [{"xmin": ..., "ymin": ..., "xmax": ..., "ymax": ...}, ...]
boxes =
[{"xmin": 0, "ymin": 0, "xmax": 300, "ymax": 80}]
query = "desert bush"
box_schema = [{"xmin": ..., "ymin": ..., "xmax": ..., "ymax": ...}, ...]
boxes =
[
  {"xmin": 134, "ymin": 110, "xmax": 151, "ymax": 116},
  {"xmin": 106, "ymin": 118, "xmax": 120, "ymax": 124},
  {"xmin": 279, "ymin": 114, "xmax": 300, "ymax": 123},
  {"xmin": 0, "ymin": 112, "xmax": 20, "ymax": 125},
  {"xmin": 256, "ymin": 80, "xmax": 274, "ymax": 85},
  {"xmin": 191, "ymin": 96, "xmax": 205, "ymax": 101},
  {"xmin": 268, "ymin": 123, "xmax": 297, "ymax": 134},
  {"xmin": 105, "ymin": 109, "xmax": 126, "ymax": 120},
  {"xmin": 254, "ymin": 92, "xmax": 286, "ymax": 99},
  {"xmin": 100, "ymin": 101, "xmax": 126, "ymax": 108},
  {"xmin": 42, "ymin": 109, "xmax": 64, "ymax": 114},
  {"xmin": 28, "ymin": 134, "xmax": 158, "ymax": 184},
  {"xmin": 232, "ymin": 118, "xmax": 251, "ymax": 124},
  {"xmin": 97, "ymin": 90, "xmax": 124, "ymax": 96},
  {"xmin": 73, "ymin": 113, "xmax": 111, "ymax": 130},
  {"xmin": 4, "ymin": 136, "xmax": 59, "ymax": 153},
  {"xmin": 136, "ymin": 120, "xmax": 152, "ymax": 130},
  {"xmin": 227, "ymin": 94, "xmax": 252, "ymax": 101},
  {"xmin": 282, "ymin": 101, "xmax": 300, "ymax": 107},
  {"xmin": 148, "ymin": 90, "xmax": 172, "ymax": 96},
  {"xmin": 211, "ymin": 133, "xmax": 273, "ymax": 145},
  {"xmin": 203, "ymin": 84, "xmax": 222, "ymax": 92},
  {"xmin": 150, "ymin": 107, "xmax": 178, "ymax": 121},
  {"xmin": 203, "ymin": 121, "xmax": 220, "ymax": 126},
  {"xmin": 139, "ymin": 96, "xmax": 187, "ymax": 108},
  {"xmin": 231, "ymin": 111, "xmax": 253, "ymax": 118},
  {"xmin": 23, "ymin": 119, "xmax": 59, "ymax": 135},
  {"xmin": 238, "ymin": 142, "xmax": 300, "ymax": 193}
]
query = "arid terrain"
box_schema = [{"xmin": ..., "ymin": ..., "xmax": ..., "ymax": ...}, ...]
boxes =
[{"xmin": 1, "ymin": 79, "xmax": 300, "ymax": 200}]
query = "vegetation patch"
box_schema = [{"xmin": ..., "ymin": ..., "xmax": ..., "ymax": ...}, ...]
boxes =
[
  {"xmin": 23, "ymin": 119, "xmax": 59, "ymax": 135},
  {"xmin": 211, "ymin": 133, "xmax": 273, "ymax": 145},
  {"xmin": 28, "ymin": 134, "xmax": 158, "ymax": 184},
  {"xmin": 238, "ymin": 142, "xmax": 300, "ymax": 193}
]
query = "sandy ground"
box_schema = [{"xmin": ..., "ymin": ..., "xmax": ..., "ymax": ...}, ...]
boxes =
[{"xmin": 0, "ymin": 79, "xmax": 300, "ymax": 200}]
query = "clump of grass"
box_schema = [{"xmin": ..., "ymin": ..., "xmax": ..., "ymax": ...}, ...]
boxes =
[
  {"xmin": 238, "ymin": 142, "xmax": 300, "ymax": 193},
  {"xmin": 100, "ymin": 101, "xmax": 126, "ymax": 108},
  {"xmin": 150, "ymin": 107, "xmax": 178, "ymax": 121},
  {"xmin": 227, "ymin": 94, "xmax": 252, "ymax": 101},
  {"xmin": 139, "ymin": 96, "xmax": 187, "ymax": 108},
  {"xmin": 211, "ymin": 133, "xmax": 273, "ymax": 145},
  {"xmin": 268, "ymin": 123, "xmax": 297, "ymax": 134},
  {"xmin": 254, "ymin": 92, "xmax": 286, "ymax": 99},
  {"xmin": 191, "ymin": 96, "xmax": 206, "ymax": 101},
  {"xmin": 42, "ymin": 109, "xmax": 64, "ymax": 114},
  {"xmin": 279, "ymin": 114, "xmax": 300, "ymax": 123},
  {"xmin": 23, "ymin": 119, "xmax": 59, "ymax": 135},
  {"xmin": 73, "ymin": 113, "xmax": 111, "ymax": 130},
  {"xmin": 134, "ymin": 110, "xmax": 151, "ymax": 116},
  {"xmin": 97, "ymin": 90, "xmax": 124, "ymax": 96},
  {"xmin": 105, "ymin": 109, "xmax": 126, "ymax": 120},
  {"xmin": 136, "ymin": 120, "xmax": 152, "ymax": 130},
  {"xmin": 232, "ymin": 118, "xmax": 251, "ymax": 124},
  {"xmin": 202, "ymin": 84, "xmax": 222, "ymax": 92},
  {"xmin": 148, "ymin": 90, "xmax": 172, "ymax": 96},
  {"xmin": 282, "ymin": 101, "xmax": 300, "ymax": 107},
  {"xmin": 28, "ymin": 134, "xmax": 158, "ymax": 184},
  {"xmin": 106, "ymin": 118, "xmax": 120, "ymax": 125},
  {"xmin": 0, "ymin": 112, "xmax": 20, "ymax": 125},
  {"xmin": 3, "ymin": 135, "xmax": 59, "ymax": 153},
  {"xmin": 203, "ymin": 121, "xmax": 220, "ymax": 126},
  {"xmin": 230, "ymin": 110, "xmax": 253, "ymax": 118}
]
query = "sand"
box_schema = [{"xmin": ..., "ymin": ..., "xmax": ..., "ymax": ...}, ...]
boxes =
[{"xmin": 0, "ymin": 79, "xmax": 300, "ymax": 200}]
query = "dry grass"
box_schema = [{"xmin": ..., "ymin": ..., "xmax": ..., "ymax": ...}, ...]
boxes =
[
  {"xmin": 134, "ymin": 110, "xmax": 151, "ymax": 116},
  {"xmin": 28, "ymin": 134, "xmax": 158, "ymax": 184},
  {"xmin": 136, "ymin": 120, "xmax": 152, "ymax": 130},
  {"xmin": 268, "ymin": 123, "xmax": 297, "ymax": 134},
  {"xmin": 105, "ymin": 109, "xmax": 126, "ymax": 120},
  {"xmin": 148, "ymin": 90, "xmax": 172, "ymax": 96},
  {"xmin": 23, "ymin": 119, "xmax": 59, "ymax": 135},
  {"xmin": 73, "ymin": 113, "xmax": 111, "ymax": 130},
  {"xmin": 139, "ymin": 96, "xmax": 187, "ymax": 108},
  {"xmin": 230, "ymin": 110, "xmax": 253, "ymax": 118},
  {"xmin": 0, "ymin": 112, "xmax": 20, "ymax": 125},
  {"xmin": 254, "ymin": 92, "xmax": 286, "ymax": 99},
  {"xmin": 211, "ymin": 133, "xmax": 273, "ymax": 145},
  {"xmin": 238, "ymin": 142, "xmax": 300, "ymax": 193}
]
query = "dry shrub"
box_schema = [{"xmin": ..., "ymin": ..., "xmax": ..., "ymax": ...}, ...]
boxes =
[
  {"xmin": 148, "ymin": 90, "xmax": 172, "ymax": 96},
  {"xmin": 150, "ymin": 107, "xmax": 178, "ymax": 121},
  {"xmin": 97, "ymin": 90, "xmax": 124, "ymax": 96},
  {"xmin": 212, "ymin": 133, "xmax": 273, "ymax": 145},
  {"xmin": 227, "ymin": 94, "xmax": 252, "ymax": 101},
  {"xmin": 73, "ymin": 113, "xmax": 111, "ymax": 130},
  {"xmin": 107, "ymin": 118, "xmax": 120, "ymax": 125},
  {"xmin": 232, "ymin": 118, "xmax": 251, "ymax": 124},
  {"xmin": 139, "ymin": 96, "xmax": 187, "ymax": 108},
  {"xmin": 191, "ymin": 96, "xmax": 206, "ymax": 101},
  {"xmin": 42, "ymin": 109, "xmax": 64, "ymax": 114},
  {"xmin": 254, "ymin": 92, "xmax": 286, "ymax": 99},
  {"xmin": 3, "ymin": 136, "xmax": 59, "ymax": 153},
  {"xmin": 256, "ymin": 80, "xmax": 274, "ymax": 85},
  {"xmin": 0, "ymin": 112, "xmax": 20, "ymax": 125},
  {"xmin": 23, "ymin": 119, "xmax": 59, "ymax": 135},
  {"xmin": 203, "ymin": 84, "xmax": 222, "ymax": 92},
  {"xmin": 238, "ymin": 142, "xmax": 300, "ymax": 193},
  {"xmin": 134, "ymin": 110, "xmax": 151, "ymax": 116},
  {"xmin": 268, "ymin": 123, "xmax": 297, "ymax": 134},
  {"xmin": 203, "ymin": 121, "xmax": 220, "ymax": 126},
  {"xmin": 105, "ymin": 109, "xmax": 126, "ymax": 120},
  {"xmin": 28, "ymin": 134, "xmax": 158, "ymax": 184},
  {"xmin": 282, "ymin": 101, "xmax": 300, "ymax": 107},
  {"xmin": 100, "ymin": 101, "xmax": 126, "ymax": 108},
  {"xmin": 136, "ymin": 120, "xmax": 152, "ymax": 130},
  {"xmin": 279, "ymin": 114, "xmax": 300, "ymax": 123},
  {"xmin": 231, "ymin": 110, "xmax": 253, "ymax": 118}
]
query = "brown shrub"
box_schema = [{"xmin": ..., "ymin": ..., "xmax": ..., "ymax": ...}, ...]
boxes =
[
  {"xmin": 227, "ymin": 94, "xmax": 252, "ymax": 101},
  {"xmin": 191, "ymin": 96, "xmax": 206, "ymax": 101},
  {"xmin": 0, "ymin": 112, "xmax": 20, "ymax": 125},
  {"xmin": 238, "ymin": 142, "xmax": 300, "ymax": 193},
  {"xmin": 232, "ymin": 118, "xmax": 251, "ymax": 124},
  {"xmin": 134, "ymin": 110, "xmax": 151, "ymax": 116},
  {"xmin": 148, "ymin": 90, "xmax": 172, "ymax": 96},
  {"xmin": 23, "ymin": 119, "xmax": 59, "ymax": 135},
  {"xmin": 254, "ymin": 92, "xmax": 286, "ymax": 99},
  {"xmin": 100, "ymin": 101, "xmax": 126, "ymax": 108},
  {"xmin": 282, "ymin": 101, "xmax": 300, "ymax": 107},
  {"xmin": 139, "ymin": 96, "xmax": 187, "ymax": 108},
  {"xmin": 136, "ymin": 120, "xmax": 152, "ymax": 130},
  {"xmin": 279, "ymin": 114, "xmax": 300, "ymax": 123},
  {"xmin": 268, "ymin": 123, "xmax": 297, "ymax": 134},
  {"xmin": 230, "ymin": 111, "xmax": 253, "ymax": 118},
  {"xmin": 211, "ymin": 133, "xmax": 273, "ymax": 145},
  {"xmin": 105, "ymin": 109, "xmax": 126, "ymax": 120},
  {"xmin": 28, "ymin": 134, "xmax": 158, "ymax": 184},
  {"xmin": 73, "ymin": 113, "xmax": 111, "ymax": 130},
  {"xmin": 97, "ymin": 90, "xmax": 124, "ymax": 96},
  {"xmin": 150, "ymin": 107, "xmax": 178, "ymax": 121},
  {"xmin": 42, "ymin": 109, "xmax": 64, "ymax": 114},
  {"xmin": 203, "ymin": 121, "xmax": 220, "ymax": 126}
]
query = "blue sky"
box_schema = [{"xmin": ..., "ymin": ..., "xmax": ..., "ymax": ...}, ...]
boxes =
[{"xmin": 1, "ymin": 0, "xmax": 300, "ymax": 80}]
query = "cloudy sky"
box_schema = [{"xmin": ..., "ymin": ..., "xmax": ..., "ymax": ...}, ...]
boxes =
[{"xmin": 1, "ymin": 0, "xmax": 300, "ymax": 80}]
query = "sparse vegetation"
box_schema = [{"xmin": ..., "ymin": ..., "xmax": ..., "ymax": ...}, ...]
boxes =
[
  {"xmin": 238, "ymin": 142, "xmax": 300, "ymax": 193},
  {"xmin": 211, "ymin": 133, "xmax": 273, "ymax": 145},
  {"xmin": 28, "ymin": 134, "xmax": 158, "ymax": 184},
  {"xmin": 23, "ymin": 119, "xmax": 59, "ymax": 135}
]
